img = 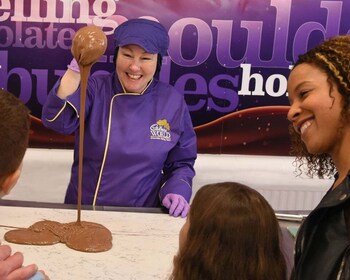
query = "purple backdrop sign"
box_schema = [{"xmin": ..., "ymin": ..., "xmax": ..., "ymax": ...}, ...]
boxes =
[{"xmin": 1, "ymin": 0, "xmax": 349, "ymax": 155}]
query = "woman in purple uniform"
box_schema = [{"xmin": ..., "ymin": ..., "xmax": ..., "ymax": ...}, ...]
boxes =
[{"xmin": 42, "ymin": 18, "xmax": 197, "ymax": 218}]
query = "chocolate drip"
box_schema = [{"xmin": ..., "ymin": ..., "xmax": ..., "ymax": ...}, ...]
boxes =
[{"xmin": 71, "ymin": 25, "xmax": 107, "ymax": 223}]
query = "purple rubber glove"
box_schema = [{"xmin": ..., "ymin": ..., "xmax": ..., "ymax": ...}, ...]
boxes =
[
  {"xmin": 67, "ymin": 58, "xmax": 80, "ymax": 73},
  {"xmin": 162, "ymin": 193, "xmax": 189, "ymax": 218}
]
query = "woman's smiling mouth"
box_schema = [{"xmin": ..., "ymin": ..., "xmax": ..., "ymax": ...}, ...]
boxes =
[
  {"xmin": 297, "ymin": 119, "xmax": 313, "ymax": 135},
  {"xmin": 127, "ymin": 73, "xmax": 142, "ymax": 80}
]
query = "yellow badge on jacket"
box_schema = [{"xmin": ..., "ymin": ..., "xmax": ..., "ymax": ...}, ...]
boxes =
[{"xmin": 150, "ymin": 119, "xmax": 171, "ymax": 141}]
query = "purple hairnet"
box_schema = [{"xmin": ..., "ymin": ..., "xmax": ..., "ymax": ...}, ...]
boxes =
[{"xmin": 114, "ymin": 18, "xmax": 169, "ymax": 56}]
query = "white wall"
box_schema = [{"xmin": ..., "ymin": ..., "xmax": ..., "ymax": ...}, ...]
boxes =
[
  {"xmin": 5, "ymin": 148, "xmax": 332, "ymax": 210},
  {"xmin": 193, "ymin": 154, "xmax": 331, "ymax": 210}
]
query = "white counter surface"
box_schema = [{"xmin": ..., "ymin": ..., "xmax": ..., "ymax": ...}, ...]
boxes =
[{"xmin": 0, "ymin": 205, "xmax": 184, "ymax": 280}]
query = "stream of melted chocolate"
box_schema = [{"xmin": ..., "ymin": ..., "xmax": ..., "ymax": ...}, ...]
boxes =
[{"xmin": 4, "ymin": 26, "xmax": 112, "ymax": 253}]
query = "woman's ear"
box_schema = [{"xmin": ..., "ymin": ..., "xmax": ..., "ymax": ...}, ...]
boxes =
[{"xmin": 0, "ymin": 166, "xmax": 22, "ymax": 197}]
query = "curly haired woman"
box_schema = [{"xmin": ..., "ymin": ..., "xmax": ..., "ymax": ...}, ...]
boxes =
[{"xmin": 287, "ymin": 35, "xmax": 350, "ymax": 279}]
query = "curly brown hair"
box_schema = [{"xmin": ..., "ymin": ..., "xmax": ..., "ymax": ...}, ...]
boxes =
[{"xmin": 289, "ymin": 35, "xmax": 350, "ymax": 178}]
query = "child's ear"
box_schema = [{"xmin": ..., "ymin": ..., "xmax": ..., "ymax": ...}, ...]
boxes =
[{"xmin": 1, "ymin": 167, "xmax": 22, "ymax": 196}]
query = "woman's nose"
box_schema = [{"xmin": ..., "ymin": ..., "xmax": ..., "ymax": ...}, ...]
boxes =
[
  {"xmin": 287, "ymin": 102, "xmax": 301, "ymax": 122},
  {"xmin": 129, "ymin": 59, "xmax": 141, "ymax": 71}
]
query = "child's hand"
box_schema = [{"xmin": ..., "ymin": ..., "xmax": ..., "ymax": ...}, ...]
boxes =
[{"xmin": 0, "ymin": 244, "xmax": 38, "ymax": 280}]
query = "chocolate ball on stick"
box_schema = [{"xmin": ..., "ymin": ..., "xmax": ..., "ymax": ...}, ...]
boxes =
[{"xmin": 71, "ymin": 26, "xmax": 107, "ymax": 66}]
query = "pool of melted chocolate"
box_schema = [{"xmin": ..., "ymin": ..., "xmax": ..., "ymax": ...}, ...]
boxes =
[{"xmin": 4, "ymin": 220, "xmax": 112, "ymax": 252}]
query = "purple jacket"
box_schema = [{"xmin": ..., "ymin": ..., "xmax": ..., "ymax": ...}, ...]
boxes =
[{"xmin": 41, "ymin": 72, "xmax": 197, "ymax": 207}]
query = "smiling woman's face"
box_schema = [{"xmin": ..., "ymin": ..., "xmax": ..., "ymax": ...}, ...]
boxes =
[
  {"xmin": 287, "ymin": 63, "xmax": 344, "ymax": 156},
  {"xmin": 116, "ymin": 44, "xmax": 157, "ymax": 93}
]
